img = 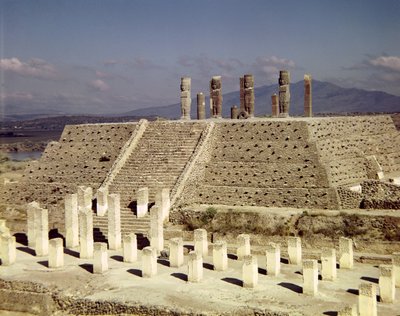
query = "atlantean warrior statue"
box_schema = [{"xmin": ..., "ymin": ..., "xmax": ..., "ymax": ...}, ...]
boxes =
[
  {"xmin": 279, "ymin": 70, "xmax": 290, "ymax": 117},
  {"xmin": 210, "ymin": 76, "xmax": 222, "ymax": 118},
  {"xmin": 240, "ymin": 74, "xmax": 255, "ymax": 117},
  {"xmin": 304, "ymin": 74, "xmax": 312, "ymax": 117},
  {"xmin": 180, "ymin": 77, "xmax": 191, "ymax": 120}
]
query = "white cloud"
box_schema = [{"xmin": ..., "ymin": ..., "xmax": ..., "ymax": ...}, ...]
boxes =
[
  {"xmin": 369, "ymin": 56, "xmax": 400, "ymax": 72},
  {"xmin": 0, "ymin": 57, "xmax": 57, "ymax": 79},
  {"xmin": 88, "ymin": 79, "xmax": 110, "ymax": 92}
]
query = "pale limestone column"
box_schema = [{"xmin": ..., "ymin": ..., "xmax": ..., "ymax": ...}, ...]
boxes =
[
  {"xmin": 266, "ymin": 242, "xmax": 280, "ymax": 276},
  {"xmin": 379, "ymin": 265, "xmax": 395, "ymax": 303},
  {"xmin": 358, "ymin": 283, "xmax": 377, "ymax": 316},
  {"xmin": 288, "ymin": 236, "xmax": 302, "ymax": 265},
  {"xmin": 65, "ymin": 194, "xmax": 79, "ymax": 248},
  {"xmin": 34, "ymin": 207, "xmax": 48, "ymax": 257},
  {"xmin": 150, "ymin": 206, "xmax": 163, "ymax": 253},
  {"xmin": 321, "ymin": 248, "xmax": 337, "ymax": 281},
  {"xmin": 188, "ymin": 251, "xmax": 203, "ymax": 282},
  {"xmin": 213, "ymin": 241, "xmax": 228, "ymax": 271},
  {"xmin": 169, "ymin": 237, "xmax": 184, "ymax": 268},
  {"xmin": 155, "ymin": 188, "xmax": 170, "ymax": 221},
  {"xmin": 79, "ymin": 209, "xmax": 94, "ymax": 259},
  {"xmin": 123, "ymin": 233, "xmax": 137, "ymax": 263},
  {"xmin": 137, "ymin": 187, "xmax": 148, "ymax": 218},
  {"xmin": 339, "ymin": 237, "xmax": 353, "ymax": 269},
  {"xmin": 27, "ymin": 201, "xmax": 40, "ymax": 247},
  {"xmin": 194, "ymin": 228, "xmax": 208, "ymax": 257},
  {"xmin": 96, "ymin": 187, "xmax": 108, "ymax": 216},
  {"xmin": 107, "ymin": 193, "xmax": 121, "ymax": 250},
  {"xmin": 0, "ymin": 220, "xmax": 10, "ymax": 238},
  {"xmin": 393, "ymin": 252, "xmax": 400, "ymax": 288},
  {"xmin": 242, "ymin": 255, "xmax": 258, "ymax": 288},
  {"xmin": 142, "ymin": 246, "xmax": 157, "ymax": 278},
  {"xmin": 0, "ymin": 235, "xmax": 16, "ymax": 265},
  {"xmin": 237, "ymin": 234, "xmax": 250, "ymax": 260},
  {"xmin": 338, "ymin": 305, "xmax": 357, "ymax": 316},
  {"xmin": 77, "ymin": 186, "xmax": 93, "ymax": 212},
  {"xmin": 49, "ymin": 238, "xmax": 64, "ymax": 268},
  {"xmin": 303, "ymin": 259, "xmax": 318, "ymax": 296},
  {"xmin": 93, "ymin": 242, "xmax": 108, "ymax": 274}
]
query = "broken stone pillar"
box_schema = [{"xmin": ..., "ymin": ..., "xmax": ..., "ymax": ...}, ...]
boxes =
[
  {"xmin": 142, "ymin": 246, "xmax": 157, "ymax": 278},
  {"xmin": 266, "ymin": 242, "xmax": 281, "ymax": 276},
  {"xmin": 0, "ymin": 235, "xmax": 16, "ymax": 265},
  {"xmin": 96, "ymin": 187, "xmax": 108, "ymax": 216},
  {"xmin": 288, "ymin": 236, "xmax": 302, "ymax": 265},
  {"xmin": 0, "ymin": 220, "xmax": 10, "ymax": 238},
  {"xmin": 107, "ymin": 193, "xmax": 121, "ymax": 250},
  {"xmin": 237, "ymin": 234, "xmax": 250, "ymax": 260},
  {"xmin": 150, "ymin": 206, "xmax": 163, "ymax": 253},
  {"xmin": 242, "ymin": 255, "xmax": 258, "ymax": 288},
  {"xmin": 155, "ymin": 188, "xmax": 170, "ymax": 222},
  {"xmin": 180, "ymin": 77, "xmax": 191, "ymax": 120},
  {"xmin": 278, "ymin": 70, "xmax": 290, "ymax": 117},
  {"xmin": 65, "ymin": 194, "xmax": 79, "ymax": 248},
  {"xmin": 366, "ymin": 155, "xmax": 384, "ymax": 180},
  {"xmin": 231, "ymin": 105, "xmax": 239, "ymax": 119},
  {"xmin": 34, "ymin": 207, "xmax": 49, "ymax": 257},
  {"xmin": 213, "ymin": 241, "xmax": 228, "ymax": 271},
  {"xmin": 123, "ymin": 233, "xmax": 137, "ymax": 263},
  {"xmin": 93, "ymin": 242, "xmax": 108, "ymax": 274},
  {"xmin": 210, "ymin": 76, "xmax": 222, "ymax": 118},
  {"xmin": 379, "ymin": 265, "xmax": 395, "ymax": 303},
  {"xmin": 197, "ymin": 92, "xmax": 206, "ymax": 120},
  {"xmin": 169, "ymin": 237, "xmax": 184, "ymax": 268},
  {"xmin": 393, "ymin": 252, "xmax": 400, "ymax": 288},
  {"xmin": 194, "ymin": 228, "xmax": 208, "ymax": 257},
  {"xmin": 242, "ymin": 74, "xmax": 254, "ymax": 117},
  {"xmin": 321, "ymin": 248, "xmax": 337, "ymax": 281},
  {"xmin": 339, "ymin": 237, "xmax": 353, "ymax": 269},
  {"xmin": 137, "ymin": 187, "xmax": 149, "ymax": 218},
  {"xmin": 79, "ymin": 208, "xmax": 94, "ymax": 259},
  {"xmin": 304, "ymin": 74, "xmax": 312, "ymax": 117},
  {"xmin": 271, "ymin": 94, "xmax": 279, "ymax": 117},
  {"xmin": 358, "ymin": 283, "xmax": 377, "ymax": 316},
  {"xmin": 77, "ymin": 186, "xmax": 93, "ymax": 212},
  {"xmin": 49, "ymin": 238, "xmax": 64, "ymax": 268},
  {"xmin": 240, "ymin": 77, "xmax": 245, "ymax": 111},
  {"xmin": 188, "ymin": 251, "xmax": 203, "ymax": 282},
  {"xmin": 27, "ymin": 201, "xmax": 40, "ymax": 247},
  {"xmin": 338, "ymin": 305, "xmax": 357, "ymax": 316},
  {"xmin": 303, "ymin": 259, "xmax": 318, "ymax": 296}
]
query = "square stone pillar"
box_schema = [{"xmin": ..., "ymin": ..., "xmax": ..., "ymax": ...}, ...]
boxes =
[
  {"xmin": 107, "ymin": 194, "xmax": 121, "ymax": 250},
  {"xmin": 237, "ymin": 234, "xmax": 250, "ymax": 260},
  {"xmin": 379, "ymin": 265, "xmax": 395, "ymax": 303},
  {"xmin": 358, "ymin": 283, "xmax": 377, "ymax": 316},
  {"xmin": 242, "ymin": 255, "xmax": 258, "ymax": 288},
  {"xmin": 65, "ymin": 194, "xmax": 79, "ymax": 248},
  {"xmin": 79, "ymin": 209, "xmax": 94, "ymax": 259},
  {"xmin": 338, "ymin": 305, "xmax": 357, "ymax": 316},
  {"xmin": 194, "ymin": 228, "xmax": 208, "ymax": 257},
  {"xmin": 150, "ymin": 206, "xmax": 163, "ymax": 253},
  {"xmin": 188, "ymin": 251, "xmax": 203, "ymax": 282},
  {"xmin": 96, "ymin": 187, "xmax": 108, "ymax": 216},
  {"xmin": 49, "ymin": 238, "xmax": 64, "ymax": 268},
  {"xmin": 0, "ymin": 220, "xmax": 10, "ymax": 238},
  {"xmin": 303, "ymin": 259, "xmax": 318, "ymax": 296},
  {"xmin": 137, "ymin": 187, "xmax": 148, "ymax": 218},
  {"xmin": 142, "ymin": 246, "xmax": 157, "ymax": 278},
  {"xmin": 393, "ymin": 252, "xmax": 400, "ymax": 288},
  {"xmin": 34, "ymin": 207, "xmax": 49, "ymax": 257},
  {"xmin": 169, "ymin": 237, "xmax": 184, "ymax": 268},
  {"xmin": 266, "ymin": 242, "xmax": 280, "ymax": 276},
  {"xmin": 27, "ymin": 201, "xmax": 40, "ymax": 247},
  {"xmin": 156, "ymin": 188, "xmax": 170, "ymax": 221},
  {"xmin": 339, "ymin": 237, "xmax": 353, "ymax": 269},
  {"xmin": 213, "ymin": 241, "xmax": 228, "ymax": 271},
  {"xmin": 93, "ymin": 242, "xmax": 108, "ymax": 274},
  {"xmin": 0, "ymin": 235, "xmax": 16, "ymax": 265},
  {"xmin": 288, "ymin": 236, "xmax": 302, "ymax": 265},
  {"xmin": 77, "ymin": 186, "xmax": 93, "ymax": 212},
  {"xmin": 123, "ymin": 233, "xmax": 137, "ymax": 263},
  {"xmin": 321, "ymin": 248, "xmax": 337, "ymax": 281}
]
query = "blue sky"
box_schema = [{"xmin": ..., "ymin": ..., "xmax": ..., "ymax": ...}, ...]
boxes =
[{"xmin": 1, "ymin": 0, "xmax": 400, "ymax": 115}]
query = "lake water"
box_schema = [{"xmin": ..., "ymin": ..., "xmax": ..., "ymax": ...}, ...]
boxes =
[{"xmin": 7, "ymin": 151, "xmax": 42, "ymax": 161}]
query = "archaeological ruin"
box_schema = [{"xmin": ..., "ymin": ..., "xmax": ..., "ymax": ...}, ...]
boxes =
[{"xmin": 1, "ymin": 71, "xmax": 400, "ymax": 315}]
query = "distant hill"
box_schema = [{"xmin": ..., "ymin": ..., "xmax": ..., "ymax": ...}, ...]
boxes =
[{"xmin": 123, "ymin": 80, "xmax": 400, "ymax": 119}]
